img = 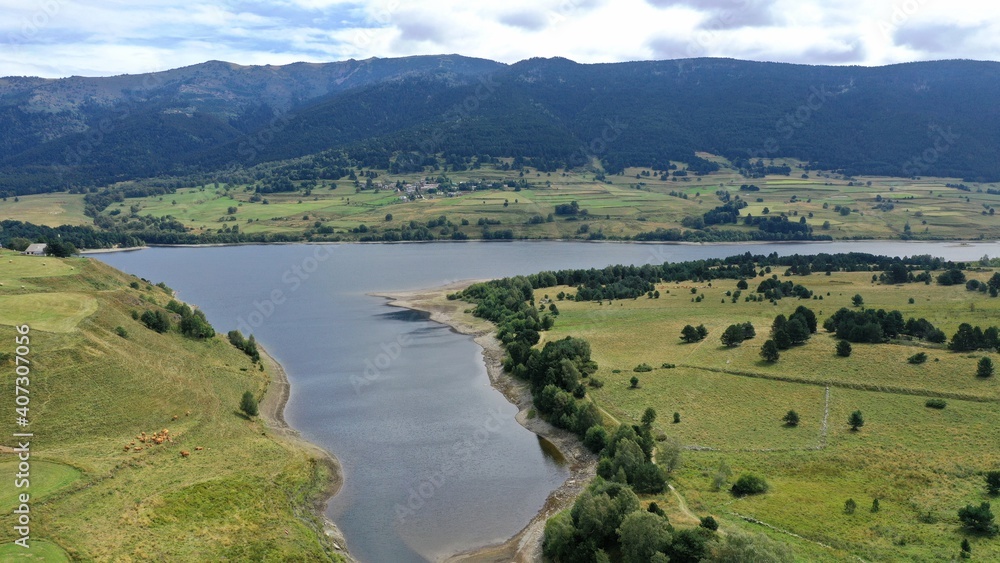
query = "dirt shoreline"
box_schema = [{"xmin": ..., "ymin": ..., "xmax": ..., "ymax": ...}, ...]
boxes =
[
  {"xmin": 371, "ymin": 281, "xmax": 598, "ymax": 563},
  {"xmin": 258, "ymin": 346, "xmax": 354, "ymax": 561}
]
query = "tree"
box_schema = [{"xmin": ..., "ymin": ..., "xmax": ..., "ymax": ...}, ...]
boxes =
[
  {"xmin": 872, "ymin": 498, "xmax": 880, "ymax": 512},
  {"xmin": 961, "ymin": 538, "xmax": 972, "ymax": 559},
  {"xmin": 700, "ymin": 515, "xmax": 719, "ymax": 531},
  {"xmin": 721, "ymin": 324, "xmax": 746, "ymax": 347},
  {"xmin": 673, "ymin": 412, "xmax": 681, "ymax": 424},
  {"xmin": 761, "ymin": 339, "xmax": 780, "ymax": 362},
  {"xmin": 641, "ymin": 407, "xmax": 657, "ymax": 428},
  {"xmin": 45, "ymin": 239, "xmax": 77, "ymax": 257},
  {"xmin": 7, "ymin": 237, "xmax": 31, "ymax": 251},
  {"xmin": 696, "ymin": 324, "xmax": 709, "ymax": 340},
  {"xmin": 680, "ymin": 324, "xmax": 703, "ymax": 343},
  {"xmin": 702, "ymin": 531, "xmax": 793, "ymax": 563},
  {"xmin": 240, "ymin": 391, "xmax": 259, "ymax": 417},
  {"xmin": 986, "ymin": 471, "xmax": 1000, "ymax": 496},
  {"xmin": 732, "ymin": 474, "xmax": 769, "ymax": 496},
  {"xmin": 978, "ymin": 356, "xmax": 995, "ymax": 378},
  {"xmin": 617, "ymin": 511, "xmax": 671, "ymax": 563},
  {"xmin": 844, "ymin": 498, "xmax": 857, "ymax": 514},
  {"xmin": 630, "ymin": 376, "xmax": 639, "ymax": 388},
  {"xmin": 385, "ymin": 213, "xmax": 393, "ymax": 221},
  {"xmin": 782, "ymin": 410, "xmax": 800, "ymax": 427},
  {"xmin": 852, "ymin": 294, "xmax": 864, "ymax": 307},
  {"xmin": 836, "ymin": 340, "xmax": 852, "ymax": 357},
  {"xmin": 848, "ymin": 410, "xmax": 865, "ymax": 431},
  {"xmin": 958, "ymin": 502, "xmax": 998, "ymax": 535}
]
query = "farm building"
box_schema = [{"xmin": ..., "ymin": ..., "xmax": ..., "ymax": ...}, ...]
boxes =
[{"xmin": 23, "ymin": 243, "xmax": 47, "ymax": 256}]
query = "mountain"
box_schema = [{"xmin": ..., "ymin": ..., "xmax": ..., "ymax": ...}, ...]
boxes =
[{"xmin": 2, "ymin": 56, "xmax": 999, "ymax": 194}]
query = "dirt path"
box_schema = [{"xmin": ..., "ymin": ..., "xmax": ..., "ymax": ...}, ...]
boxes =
[
  {"xmin": 818, "ymin": 386, "xmax": 831, "ymax": 449},
  {"xmin": 668, "ymin": 484, "xmax": 701, "ymax": 526}
]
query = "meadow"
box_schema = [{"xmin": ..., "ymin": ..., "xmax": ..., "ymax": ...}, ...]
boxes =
[
  {"xmin": 0, "ymin": 250, "xmax": 343, "ymax": 561},
  {"xmin": 5, "ymin": 155, "xmax": 1000, "ymax": 241},
  {"xmin": 532, "ymin": 266, "xmax": 1000, "ymax": 561}
]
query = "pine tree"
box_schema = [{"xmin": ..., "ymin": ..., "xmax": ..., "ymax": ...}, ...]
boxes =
[{"xmin": 849, "ymin": 410, "xmax": 865, "ymax": 431}]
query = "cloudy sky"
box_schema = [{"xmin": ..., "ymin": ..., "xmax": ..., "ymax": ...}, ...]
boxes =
[{"xmin": 2, "ymin": 0, "xmax": 998, "ymax": 77}]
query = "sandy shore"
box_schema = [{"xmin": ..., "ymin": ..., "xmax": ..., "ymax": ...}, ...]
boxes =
[
  {"xmin": 371, "ymin": 281, "xmax": 598, "ymax": 563},
  {"xmin": 258, "ymin": 346, "xmax": 354, "ymax": 562}
]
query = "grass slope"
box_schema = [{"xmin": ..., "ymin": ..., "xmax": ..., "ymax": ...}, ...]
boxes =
[
  {"xmin": 0, "ymin": 250, "xmax": 342, "ymax": 561},
  {"xmin": 531, "ymin": 268, "xmax": 1000, "ymax": 561}
]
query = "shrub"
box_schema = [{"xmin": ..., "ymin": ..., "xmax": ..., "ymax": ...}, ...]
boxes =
[
  {"xmin": 844, "ymin": 499, "xmax": 857, "ymax": 514},
  {"xmin": 240, "ymin": 391, "xmax": 259, "ymax": 417},
  {"xmin": 958, "ymin": 502, "xmax": 998, "ymax": 535},
  {"xmin": 836, "ymin": 340, "xmax": 852, "ymax": 357},
  {"xmin": 114, "ymin": 326, "xmax": 128, "ymax": 339},
  {"xmin": 849, "ymin": 410, "xmax": 865, "ymax": 431},
  {"xmin": 782, "ymin": 410, "xmax": 800, "ymax": 426},
  {"xmin": 630, "ymin": 376, "xmax": 639, "ymax": 388},
  {"xmin": 925, "ymin": 398, "xmax": 947, "ymax": 409},
  {"xmin": 700, "ymin": 516, "xmax": 719, "ymax": 531},
  {"xmin": 908, "ymin": 352, "xmax": 928, "ymax": 364},
  {"xmin": 731, "ymin": 474, "xmax": 769, "ymax": 497},
  {"xmin": 634, "ymin": 363, "xmax": 654, "ymax": 372},
  {"xmin": 978, "ymin": 357, "xmax": 994, "ymax": 378}
]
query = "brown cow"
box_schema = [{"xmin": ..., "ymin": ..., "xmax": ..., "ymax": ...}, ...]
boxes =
[
  {"xmin": 194, "ymin": 446, "xmax": 203, "ymax": 451},
  {"xmin": 180, "ymin": 451, "xmax": 190, "ymax": 457}
]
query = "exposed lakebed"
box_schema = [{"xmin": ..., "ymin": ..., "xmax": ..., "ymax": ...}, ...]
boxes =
[{"xmin": 95, "ymin": 240, "xmax": 1000, "ymax": 562}]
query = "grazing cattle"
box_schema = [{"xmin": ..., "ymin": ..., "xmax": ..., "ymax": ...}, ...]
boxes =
[
  {"xmin": 180, "ymin": 451, "xmax": 190, "ymax": 457},
  {"xmin": 185, "ymin": 411, "xmax": 191, "ymax": 416},
  {"xmin": 172, "ymin": 415, "xmax": 179, "ymax": 420},
  {"xmin": 194, "ymin": 446, "xmax": 203, "ymax": 451}
]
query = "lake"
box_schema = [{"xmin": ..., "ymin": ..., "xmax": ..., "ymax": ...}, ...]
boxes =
[{"xmin": 94, "ymin": 240, "xmax": 1000, "ymax": 562}]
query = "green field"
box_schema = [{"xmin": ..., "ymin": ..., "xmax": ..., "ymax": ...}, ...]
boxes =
[
  {"xmin": 0, "ymin": 540, "xmax": 71, "ymax": 562},
  {"xmin": 5, "ymin": 154, "xmax": 1000, "ymax": 242},
  {"xmin": 524, "ymin": 268, "xmax": 1000, "ymax": 561},
  {"xmin": 0, "ymin": 462, "xmax": 81, "ymax": 513},
  {"xmin": 0, "ymin": 250, "xmax": 343, "ymax": 561},
  {"xmin": 0, "ymin": 194, "xmax": 91, "ymax": 228}
]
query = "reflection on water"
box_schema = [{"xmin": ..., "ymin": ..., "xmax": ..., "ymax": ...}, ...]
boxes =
[{"xmin": 537, "ymin": 436, "xmax": 568, "ymax": 466}]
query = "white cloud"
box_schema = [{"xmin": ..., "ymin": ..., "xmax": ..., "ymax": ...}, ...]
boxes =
[{"xmin": 1, "ymin": 0, "xmax": 999, "ymax": 77}]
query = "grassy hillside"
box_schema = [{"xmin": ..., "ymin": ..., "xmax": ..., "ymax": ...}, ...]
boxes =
[
  {"xmin": 0, "ymin": 250, "xmax": 344, "ymax": 561},
  {"xmin": 7, "ymin": 155, "xmax": 1000, "ymax": 241},
  {"xmin": 533, "ymin": 267, "xmax": 1000, "ymax": 561}
]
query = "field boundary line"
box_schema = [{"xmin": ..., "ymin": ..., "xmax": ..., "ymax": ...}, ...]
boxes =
[
  {"xmin": 729, "ymin": 510, "xmax": 868, "ymax": 563},
  {"xmin": 677, "ymin": 363, "xmax": 998, "ymax": 403}
]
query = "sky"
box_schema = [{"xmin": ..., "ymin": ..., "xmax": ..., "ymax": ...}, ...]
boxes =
[{"xmin": 1, "ymin": 0, "xmax": 998, "ymax": 78}]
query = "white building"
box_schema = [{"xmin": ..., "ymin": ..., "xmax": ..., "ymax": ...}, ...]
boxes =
[{"xmin": 23, "ymin": 243, "xmax": 47, "ymax": 256}]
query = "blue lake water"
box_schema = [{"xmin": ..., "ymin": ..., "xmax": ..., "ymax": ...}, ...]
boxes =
[{"xmin": 94, "ymin": 240, "xmax": 1000, "ymax": 561}]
